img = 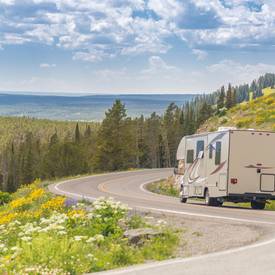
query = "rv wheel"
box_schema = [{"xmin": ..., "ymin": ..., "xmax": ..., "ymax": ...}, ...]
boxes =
[
  {"xmin": 205, "ymin": 189, "xmax": 218, "ymax": 206},
  {"xmin": 180, "ymin": 197, "xmax": 187, "ymax": 203},
  {"xmin": 251, "ymin": 201, "xmax": 266, "ymax": 210}
]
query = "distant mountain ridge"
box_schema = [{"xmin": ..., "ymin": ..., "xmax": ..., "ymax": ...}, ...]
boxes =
[{"xmin": 0, "ymin": 93, "xmax": 196, "ymax": 121}]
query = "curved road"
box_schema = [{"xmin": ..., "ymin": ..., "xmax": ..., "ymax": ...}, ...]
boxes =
[{"xmin": 49, "ymin": 169, "xmax": 275, "ymax": 275}]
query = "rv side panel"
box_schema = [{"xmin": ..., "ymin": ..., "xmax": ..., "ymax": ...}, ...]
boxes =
[
  {"xmin": 228, "ymin": 130, "xmax": 275, "ymax": 196},
  {"xmin": 206, "ymin": 131, "xmax": 230, "ymax": 197}
]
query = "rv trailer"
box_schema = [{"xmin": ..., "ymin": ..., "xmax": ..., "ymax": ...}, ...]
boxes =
[{"xmin": 174, "ymin": 128, "xmax": 275, "ymax": 209}]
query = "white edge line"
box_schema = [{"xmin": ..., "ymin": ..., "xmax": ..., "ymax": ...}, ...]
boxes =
[
  {"xmin": 94, "ymin": 236, "xmax": 275, "ymax": 274},
  {"xmin": 136, "ymin": 206, "xmax": 275, "ymax": 226},
  {"xmin": 139, "ymin": 179, "xmax": 162, "ymax": 195}
]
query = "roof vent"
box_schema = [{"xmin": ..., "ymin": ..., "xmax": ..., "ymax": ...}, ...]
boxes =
[{"xmin": 218, "ymin": 127, "xmax": 237, "ymax": 132}]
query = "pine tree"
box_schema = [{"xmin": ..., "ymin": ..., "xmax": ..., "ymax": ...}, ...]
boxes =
[
  {"xmin": 75, "ymin": 123, "xmax": 81, "ymax": 143},
  {"xmin": 231, "ymin": 88, "xmax": 237, "ymax": 106},
  {"xmin": 226, "ymin": 83, "xmax": 233, "ymax": 109},
  {"xmin": 21, "ymin": 132, "xmax": 35, "ymax": 184},
  {"xmin": 7, "ymin": 143, "xmax": 17, "ymax": 192},
  {"xmin": 50, "ymin": 131, "xmax": 58, "ymax": 147},
  {"xmin": 84, "ymin": 125, "xmax": 92, "ymax": 138},
  {"xmin": 197, "ymin": 102, "xmax": 213, "ymax": 126},
  {"xmin": 217, "ymin": 86, "xmax": 225, "ymax": 110},
  {"xmin": 93, "ymin": 100, "xmax": 135, "ymax": 171}
]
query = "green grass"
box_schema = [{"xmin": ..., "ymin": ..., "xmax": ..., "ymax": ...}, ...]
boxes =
[{"xmin": 147, "ymin": 178, "xmax": 179, "ymax": 197}]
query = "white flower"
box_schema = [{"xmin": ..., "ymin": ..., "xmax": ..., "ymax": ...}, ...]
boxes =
[
  {"xmin": 57, "ymin": 230, "xmax": 67, "ymax": 236},
  {"xmin": 94, "ymin": 234, "xmax": 104, "ymax": 242},
  {"xmin": 86, "ymin": 237, "xmax": 95, "ymax": 243},
  {"xmin": 74, "ymin": 236, "xmax": 85, "ymax": 241},
  {"xmin": 21, "ymin": 236, "xmax": 32, "ymax": 242}
]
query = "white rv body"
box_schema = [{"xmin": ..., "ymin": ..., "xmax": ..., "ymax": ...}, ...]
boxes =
[{"xmin": 176, "ymin": 129, "xmax": 275, "ymax": 208}]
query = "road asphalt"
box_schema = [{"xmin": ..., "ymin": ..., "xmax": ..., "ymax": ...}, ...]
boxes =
[{"xmin": 49, "ymin": 169, "xmax": 275, "ymax": 275}]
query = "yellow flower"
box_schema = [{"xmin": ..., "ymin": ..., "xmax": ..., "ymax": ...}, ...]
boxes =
[
  {"xmin": 29, "ymin": 188, "xmax": 45, "ymax": 200},
  {"xmin": 10, "ymin": 197, "xmax": 32, "ymax": 209},
  {"xmin": 67, "ymin": 209, "xmax": 86, "ymax": 218},
  {"xmin": 0, "ymin": 212, "xmax": 17, "ymax": 225},
  {"xmin": 41, "ymin": 196, "xmax": 65, "ymax": 211}
]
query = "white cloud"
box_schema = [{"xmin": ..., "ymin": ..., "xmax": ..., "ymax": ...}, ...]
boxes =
[
  {"xmin": 192, "ymin": 49, "xmax": 208, "ymax": 60},
  {"xmin": 148, "ymin": 0, "xmax": 184, "ymax": 19},
  {"xmin": 147, "ymin": 56, "xmax": 176, "ymax": 73},
  {"xmin": 0, "ymin": 0, "xmax": 274, "ymax": 64},
  {"xmin": 207, "ymin": 59, "xmax": 275, "ymax": 84},
  {"xmin": 40, "ymin": 63, "xmax": 56, "ymax": 68}
]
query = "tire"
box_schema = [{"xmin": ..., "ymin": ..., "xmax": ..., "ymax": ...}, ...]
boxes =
[
  {"xmin": 205, "ymin": 189, "xmax": 218, "ymax": 206},
  {"xmin": 180, "ymin": 197, "xmax": 187, "ymax": 203},
  {"xmin": 251, "ymin": 201, "xmax": 266, "ymax": 210}
]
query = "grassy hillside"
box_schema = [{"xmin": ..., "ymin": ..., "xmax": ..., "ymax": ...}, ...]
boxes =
[{"xmin": 199, "ymin": 93, "xmax": 275, "ymax": 133}]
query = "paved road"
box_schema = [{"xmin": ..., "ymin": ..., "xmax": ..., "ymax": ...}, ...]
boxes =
[{"xmin": 49, "ymin": 169, "xmax": 275, "ymax": 275}]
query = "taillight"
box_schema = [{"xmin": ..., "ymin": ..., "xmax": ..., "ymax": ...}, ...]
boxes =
[{"xmin": 231, "ymin": 178, "xmax": 238, "ymax": 184}]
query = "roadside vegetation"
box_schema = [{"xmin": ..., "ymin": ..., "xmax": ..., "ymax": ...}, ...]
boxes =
[
  {"xmin": 147, "ymin": 178, "xmax": 179, "ymax": 197},
  {"xmin": 0, "ymin": 179, "xmax": 179, "ymax": 274}
]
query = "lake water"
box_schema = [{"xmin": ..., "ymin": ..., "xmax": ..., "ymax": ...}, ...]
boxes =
[{"xmin": 0, "ymin": 93, "xmax": 197, "ymax": 121}]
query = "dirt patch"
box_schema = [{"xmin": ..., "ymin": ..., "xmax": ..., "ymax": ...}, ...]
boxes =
[{"xmin": 135, "ymin": 211, "xmax": 266, "ymax": 258}]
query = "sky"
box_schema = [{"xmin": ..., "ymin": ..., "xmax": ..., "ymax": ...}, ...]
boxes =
[{"xmin": 0, "ymin": 0, "xmax": 275, "ymax": 94}]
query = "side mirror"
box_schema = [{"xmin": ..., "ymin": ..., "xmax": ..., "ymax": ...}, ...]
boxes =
[{"xmin": 198, "ymin": 151, "xmax": 204, "ymax": 159}]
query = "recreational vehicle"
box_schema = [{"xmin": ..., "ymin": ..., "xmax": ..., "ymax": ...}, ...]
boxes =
[{"xmin": 174, "ymin": 128, "xmax": 275, "ymax": 209}]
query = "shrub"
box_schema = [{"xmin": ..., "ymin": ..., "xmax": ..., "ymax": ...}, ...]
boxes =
[
  {"xmin": 0, "ymin": 192, "xmax": 11, "ymax": 205},
  {"xmin": 255, "ymin": 115, "xmax": 266, "ymax": 125},
  {"xmin": 263, "ymin": 97, "xmax": 275, "ymax": 105},
  {"xmin": 219, "ymin": 117, "xmax": 228, "ymax": 124},
  {"xmin": 217, "ymin": 107, "xmax": 227, "ymax": 117},
  {"xmin": 236, "ymin": 117, "xmax": 253, "ymax": 128},
  {"xmin": 240, "ymin": 103, "xmax": 249, "ymax": 111}
]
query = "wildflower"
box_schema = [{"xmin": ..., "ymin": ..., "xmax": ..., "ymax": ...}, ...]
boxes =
[
  {"xmin": 10, "ymin": 197, "xmax": 32, "ymax": 209},
  {"xmin": 74, "ymin": 236, "xmax": 85, "ymax": 241},
  {"xmin": 10, "ymin": 246, "xmax": 20, "ymax": 251},
  {"xmin": 41, "ymin": 196, "xmax": 65, "ymax": 211},
  {"xmin": 86, "ymin": 234, "xmax": 104, "ymax": 244},
  {"xmin": 94, "ymin": 234, "xmax": 104, "ymax": 242},
  {"xmin": 57, "ymin": 230, "xmax": 67, "ymax": 236},
  {"xmin": 29, "ymin": 188, "xmax": 45, "ymax": 200},
  {"xmin": 67, "ymin": 209, "xmax": 86, "ymax": 218},
  {"xmin": 21, "ymin": 236, "xmax": 32, "ymax": 242},
  {"xmin": 0, "ymin": 213, "xmax": 17, "ymax": 225}
]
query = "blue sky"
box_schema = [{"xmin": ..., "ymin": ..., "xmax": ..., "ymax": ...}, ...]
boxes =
[{"xmin": 0, "ymin": 0, "xmax": 275, "ymax": 94}]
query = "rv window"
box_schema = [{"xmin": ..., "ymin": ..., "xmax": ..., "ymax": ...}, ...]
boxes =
[
  {"xmin": 186, "ymin": 150, "xmax": 194, "ymax": 164},
  {"xmin": 209, "ymin": 145, "xmax": 213, "ymax": 159},
  {"xmin": 196, "ymin": 140, "xmax": 204, "ymax": 157},
  {"xmin": 215, "ymin": 141, "xmax": 222, "ymax": 165}
]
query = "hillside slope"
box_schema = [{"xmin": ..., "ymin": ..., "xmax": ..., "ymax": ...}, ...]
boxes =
[{"xmin": 199, "ymin": 93, "xmax": 275, "ymax": 133}]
